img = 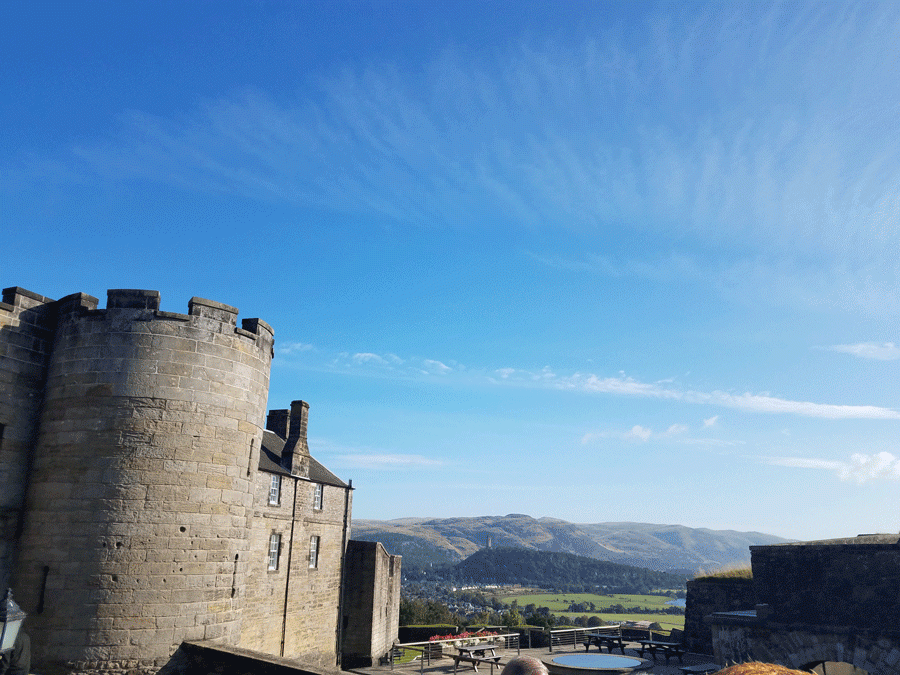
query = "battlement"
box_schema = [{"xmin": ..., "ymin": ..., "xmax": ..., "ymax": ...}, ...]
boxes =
[
  {"xmin": 1, "ymin": 286, "xmax": 56, "ymax": 312},
  {"xmin": 2, "ymin": 287, "xmax": 275, "ymax": 346}
]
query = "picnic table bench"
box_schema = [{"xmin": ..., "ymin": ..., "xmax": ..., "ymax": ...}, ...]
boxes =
[
  {"xmin": 453, "ymin": 644, "xmax": 502, "ymax": 673},
  {"xmin": 582, "ymin": 632, "xmax": 626, "ymax": 654},
  {"xmin": 637, "ymin": 639, "xmax": 685, "ymax": 665}
]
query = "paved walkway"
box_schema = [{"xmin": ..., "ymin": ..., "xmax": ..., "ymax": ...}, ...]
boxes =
[{"xmin": 345, "ymin": 642, "xmax": 721, "ymax": 675}]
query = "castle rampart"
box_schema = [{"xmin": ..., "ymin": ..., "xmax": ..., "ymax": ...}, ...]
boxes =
[
  {"xmin": 708, "ymin": 535, "xmax": 900, "ymax": 672},
  {"xmin": 4, "ymin": 288, "xmax": 275, "ymax": 675}
]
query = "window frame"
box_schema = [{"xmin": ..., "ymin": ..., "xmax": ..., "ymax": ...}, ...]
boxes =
[
  {"xmin": 268, "ymin": 473, "xmax": 282, "ymax": 506},
  {"xmin": 268, "ymin": 532, "xmax": 281, "ymax": 571},
  {"xmin": 309, "ymin": 535, "xmax": 320, "ymax": 569},
  {"xmin": 313, "ymin": 482, "xmax": 323, "ymax": 510}
]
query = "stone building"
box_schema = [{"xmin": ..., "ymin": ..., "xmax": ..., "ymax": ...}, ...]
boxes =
[{"xmin": 0, "ymin": 287, "xmax": 400, "ymax": 675}]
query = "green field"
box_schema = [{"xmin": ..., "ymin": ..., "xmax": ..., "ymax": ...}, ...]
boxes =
[{"xmin": 493, "ymin": 592, "xmax": 685, "ymax": 632}]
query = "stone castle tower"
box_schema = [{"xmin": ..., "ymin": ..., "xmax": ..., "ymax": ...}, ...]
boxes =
[{"xmin": 1, "ymin": 287, "xmax": 275, "ymax": 673}]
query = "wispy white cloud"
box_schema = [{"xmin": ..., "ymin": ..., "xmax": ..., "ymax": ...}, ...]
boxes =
[
  {"xmin": 842, "ymin": 452, "xmax": 900, "ymax": 482},
  {"xmin": 547, "ymin": 371, "xmax": 900, "ymax": 420},
  {"xmin": 768, "ymin": 452, "xmax": 900, "ymax": 483},
  {"xmin": 276, "ymin": 341, "xmax": 313, "ymax": 355},
  {"xmin": 824, "ymin": 342, "xmax": 900, "ymax": 361},
  {"xmin": 582, "ymin": 421, "xmax": 691, "ymax": 444},
  {"xmin": 280, "ymin": 344, "xmax": 900, "ymax": 420},
  {"xmin": 352, "ymin": 352, "xmax": 388, "ymax": 365},
  {"xmin": 693, "ymin": 391, "xmax": 900, "ymax": 420},
  {"xmin": 421, "ymin": 359, "xmax": 452, "ymax": 375},
  {"xmin": 626, "ymin": 425, "xmax": 652, "ymax": 442},
  {"xmin": 333, "ymin": 453, "xmax": 444, "ymax": 470},
  {"xmin": 20, "ymin": 4, "xmax": 900, "ymax": 316},
  {"xmin": 282, "ymin": 348, "xmax": 460, "ymax": 380}
]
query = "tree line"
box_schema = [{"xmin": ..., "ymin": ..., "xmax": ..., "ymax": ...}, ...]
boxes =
[{"xmin": 399, "ymin": 595, "xmax": 683, "ymax": 630}]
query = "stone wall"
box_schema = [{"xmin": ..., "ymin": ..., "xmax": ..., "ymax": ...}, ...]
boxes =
[
  {"xmin": 282, "ymin": 479, "xmax": 351, "ymax": 668},
  {"xmin": 241, "ymin": 475, "xmax": 301, "ymax": 657},
  {"xmin": 341, "ymin": 540, "xmax": 401, "ymax": 667},
  {"xmin": 711, "ymin": 618, "xmax": 900, "ymax": 674},
  {"xmin": 0, "ymin": 288, "xmax": 56, "ymax": 588},
  {"xmin": 684, "ymin": 577, "xmax": 755, "ymax": 655},
  {"xmin": 10, "ymin": 289, "xmax": 274, "ymax": 675},
  {"xmin": 241, "ymin": 474, "xmax": 352, "ymax": 668},
  {"xmin": 752, "ymin": 535, "xmax": 900, "ymax": 627},
  {"xmin": 708, "ymin": 535, "xmax": 900, "ymax": 673}
]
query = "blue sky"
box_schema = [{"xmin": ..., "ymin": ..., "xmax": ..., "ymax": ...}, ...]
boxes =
[{"xmin": 3, "ymin": 1, "xmax": 900, "ymax": 542}]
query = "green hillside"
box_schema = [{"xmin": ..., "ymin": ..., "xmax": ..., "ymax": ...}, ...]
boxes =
[{"xmin": 453, "ymin": 547, "xmax": 688, "ymax": 592}]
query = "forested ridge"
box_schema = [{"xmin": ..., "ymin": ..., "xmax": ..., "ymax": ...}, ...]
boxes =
[{"xmin": 444, "ymin": 547, "xmax": 687, "ymax": 592}]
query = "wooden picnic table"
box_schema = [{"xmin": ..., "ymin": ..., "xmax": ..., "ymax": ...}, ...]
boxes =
[
  {"xmin": 453, "ymin": 644, "xmax": 502, "ymax": 673},
  {"xmin": 637, "ymin": 639, "xmax": 685, "ymax": 665},
  {"xmin": 583, "ymin": 632, "xmax": 626, "ymax": 654}
]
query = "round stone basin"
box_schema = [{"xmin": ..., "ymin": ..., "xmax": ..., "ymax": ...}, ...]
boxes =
[{"xmin": 544, "ymin": 653, "xmax": 651, "ymax": 675}]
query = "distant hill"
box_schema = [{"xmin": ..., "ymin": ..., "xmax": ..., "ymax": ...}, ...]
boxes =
[
  {"xmin": 351, "ymin": 514, "xmax": 789, "ymax": 573},
  {"xmin": 453, "ymin": 547, "xmax": 688, "ymax": 592}
]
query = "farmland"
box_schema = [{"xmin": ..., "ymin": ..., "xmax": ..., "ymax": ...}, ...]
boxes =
[{"xmin": 492, "ymin": 591, "xmax": 685, "ymax": 631}]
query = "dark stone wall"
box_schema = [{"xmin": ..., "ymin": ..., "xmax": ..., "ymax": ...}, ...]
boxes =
[
  {"xmin": 706, "ymin": 536, "xmax": 900, "ymax": 671},
  {"xmin": 684, "ymin": 578, "xmax": 756, "ymax": 655},
  {"xmin": 752, "ymin": 535, "xmax": 900, "ymax": 627}
]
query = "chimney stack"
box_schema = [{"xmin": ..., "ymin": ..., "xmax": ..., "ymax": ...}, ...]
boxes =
[
  {"xmin": 284, "ymin": 400, "xmax": 311, "ymax": 477},
  {"xmin": 266, "ymin": 409, "xmax": 289, "ymax": 439},
  {"xmin": 265, "ymin": 402, "xmax": 311, "ymax": 477}
]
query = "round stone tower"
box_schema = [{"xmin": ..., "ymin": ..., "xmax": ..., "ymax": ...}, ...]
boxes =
[{"xmin": 13, "ymin": 289, "xmax": 274, "ymax": 675}]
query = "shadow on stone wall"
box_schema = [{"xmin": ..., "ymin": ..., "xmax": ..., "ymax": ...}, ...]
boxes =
[
  {"xmin": 685, "ymin": 578, "xmax": 756, "ymax": 655},
  {"xmin": 159, "ymin": 641, "xmax": 342, "ymax": 675}
]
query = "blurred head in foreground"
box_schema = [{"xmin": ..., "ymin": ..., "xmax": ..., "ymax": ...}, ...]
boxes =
[
  {"xmin": 501, "ymin": 656, "xmax": 548, "ymax": 675},
  {"xmin": 716, "ymin": 664, "xmax": 809, "ymax": 675}
]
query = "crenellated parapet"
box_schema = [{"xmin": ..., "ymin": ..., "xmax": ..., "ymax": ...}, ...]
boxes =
[{"xmin": 48, "ymin": 289, "xmax": 275, "ymax": 350}]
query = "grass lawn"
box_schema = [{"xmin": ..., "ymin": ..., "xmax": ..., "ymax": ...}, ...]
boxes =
[{"xmin": 493, "ymin": 591, "xmax": 685, "ymax": 631}]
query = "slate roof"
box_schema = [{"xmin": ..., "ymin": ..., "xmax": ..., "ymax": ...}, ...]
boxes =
[{"xmin": 259, "ymin": 429, "xmax": 349, "ymax": 488}]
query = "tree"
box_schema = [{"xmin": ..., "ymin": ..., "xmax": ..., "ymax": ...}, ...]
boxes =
[
  {"xmin": 400, "ymin": 598, "xmax": 427, "ymax": 625},
  {"xmin": 424, "ymin": 599, "xmax": 454, "ymax": 624},
  {"xmin": 502, "ymin": 608, "xmax": 524, "ymax": 628}
]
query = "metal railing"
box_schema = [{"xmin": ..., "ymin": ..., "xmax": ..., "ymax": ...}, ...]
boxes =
[
  {"xmin": 546, "ymin": 625, "xmax": 620, "ymax": 652},
  {"xmin": 390, "ymin": 633, "xmax": 521, "ymax": 671}
]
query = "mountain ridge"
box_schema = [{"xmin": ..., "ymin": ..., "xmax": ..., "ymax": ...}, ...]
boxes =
[{"xmin": 351, "ymin": 514, "xmax": 789, "ymax": 573}]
